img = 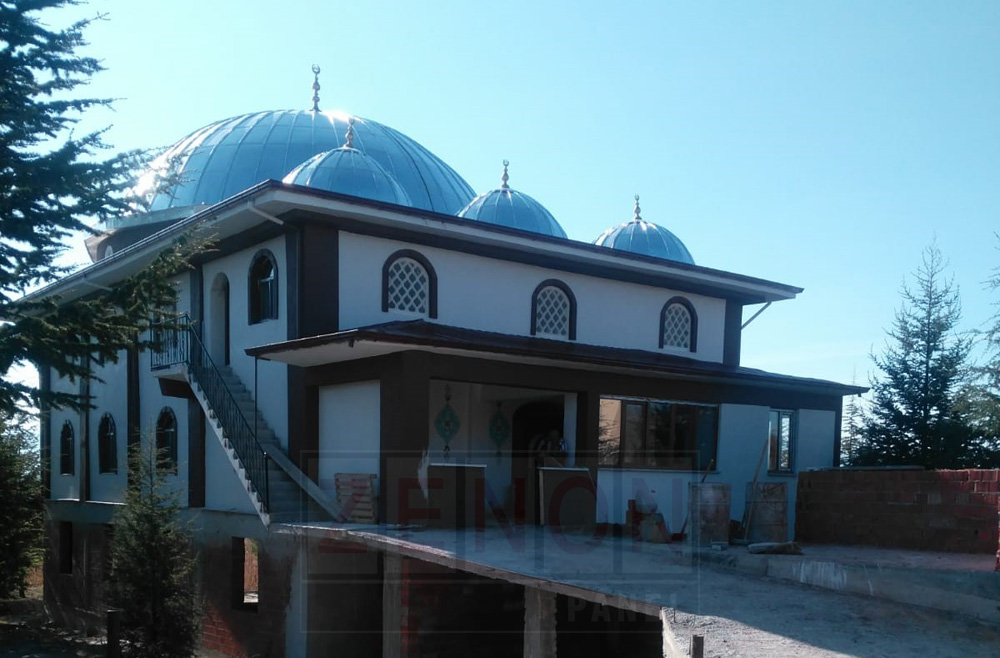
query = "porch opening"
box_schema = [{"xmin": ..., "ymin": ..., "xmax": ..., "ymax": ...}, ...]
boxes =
[
  {"xmin": 557, "ymin": 594, "xmax": 663, "ymax": 657},
  {"xmin": 426, "ymin": 381, "xmax": 579, "ymax": 527}
]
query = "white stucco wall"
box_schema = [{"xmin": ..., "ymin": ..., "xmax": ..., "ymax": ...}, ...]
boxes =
[
  {"xmin": 88, "ymin": 349, "xmax": 129, "ymax": 503},
  {"xmin": 202, "ymin": 235, "xmax": 289, "ymax": 451},
  {"xmin": 49, "ymin": 366, "xmax": 81, "ymax": 501},
  {"xmin": 317, "ymin": 381, "xmax": 382, "ymax": 498},
  {"xmin": 204, "ymin": 415, "xmax": 258, "ymax": 514},
  {"xmin": 338, "ymin": 233, "xmax": 726, "ymax": 362},
  {"xmin": 595, "ymin": 403, "xmax": 838, "ymax": 540}
]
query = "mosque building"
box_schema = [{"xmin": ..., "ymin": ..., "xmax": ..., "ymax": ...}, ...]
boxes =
[{"xmin": 35, "ymin": 69, "xmax": 863, "ymax": 657}]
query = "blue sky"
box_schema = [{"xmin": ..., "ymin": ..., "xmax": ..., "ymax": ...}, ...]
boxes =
[{"xmin": 53, "ymin": 0, "xmax": 1000, "ymax": 390}]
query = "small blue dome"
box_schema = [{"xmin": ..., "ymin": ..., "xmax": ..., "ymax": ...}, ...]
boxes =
[
  {"xmin": 594, "ymin": 197, "xmax": 695, "ymax": 264},
  {"xmin": 283, "ymin": 146, "xmax": 411, "ymax": 206},
  {"xmin": 458, "ymin": 162, "xmax": 567, "ymax": 238}
]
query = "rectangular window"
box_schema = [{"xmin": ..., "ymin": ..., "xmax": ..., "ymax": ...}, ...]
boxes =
[
  {"xmin": 768, "ymin": 410, "xmax": 794, "ymax": 473},
  {"xmin": 59, "ymin": 522, "xmax": 73, "ymax": 574},
  {"xmin": 598, "ymin": 397, "xmax": 718, "ymax": 471},
  {"xmin": 232, "ymin": 537, "xmax": 259, "ymax": 611}
]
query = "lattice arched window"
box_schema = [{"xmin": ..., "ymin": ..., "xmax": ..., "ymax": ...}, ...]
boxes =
[
  {"xmin": 531, "ymin": 280, "xmax": 577, "ymax": 340},
  {"xmin": 155, "ymin": 407, "xmax": 178, "ymax": 474},
  {"xmin": 660, "ymin": 297, "xmax": 697, "ymax": 352},
  {"xmin": 59, "ymin": 421, "xmax": 74, "ymax": 475},
  {"xmin": 382, "ymin": 250, "xmax": 438, "ymax": 318},
  {"xmin": 248, "ymin": 250, "xmax": 278, "ymax": 324},
  {"xmin": 98, "ymin": 413, "xmax": 118, "ymax": 474}
]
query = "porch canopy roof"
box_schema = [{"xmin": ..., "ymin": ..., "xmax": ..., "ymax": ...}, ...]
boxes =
[{"xmin": 246, "ymin": 320, "xmax": 866, "ymax": 396}]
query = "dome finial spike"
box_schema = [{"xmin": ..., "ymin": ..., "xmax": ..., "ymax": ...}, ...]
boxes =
[
  {"xmin": 311, "ymin": 65, "xmax": 321, "ymax": 112},
  {"xmin": 501, "ymin": 159, "xmax": 510, "ymax": 189},
  {"xmin": 345, "ymin": 116, "xmax": 356, "ymax": 149},
  {"xmin": 633, "ymin": 194, "xmax": 642, "ymax": 222}
]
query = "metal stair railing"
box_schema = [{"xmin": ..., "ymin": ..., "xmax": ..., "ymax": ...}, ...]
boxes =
[{"xmin": 152, "ymin": 314, "xmax": 270, "ymax": 513}]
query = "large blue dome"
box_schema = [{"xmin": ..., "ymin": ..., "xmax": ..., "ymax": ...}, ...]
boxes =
[
  {"xmin": 457, "ymin": 162, "xmax": 567, "ymax": 238},
  {"xmin": 284, "ymin": 145, "xmax": 411, "ymax": 206},
  {"xmin": 594, "ymin": 197, "xmax": 695, "ymax": 264},
  {"xmin": 140, "ymin": 110, "xmax": 475, "ymax": 215}
]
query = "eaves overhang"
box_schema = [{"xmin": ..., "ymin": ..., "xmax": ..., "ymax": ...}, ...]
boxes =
[
  {"xmin": 18, "ymin": 180, "xmax": 802, "ymax": 311},
  {"xmin": 246, "ymin": 320, "xmax": 868, "ymax": 398}
]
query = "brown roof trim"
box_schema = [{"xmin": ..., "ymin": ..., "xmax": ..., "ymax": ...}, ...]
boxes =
[
  {"xmin": 273, "ymin": 181, "xmax": 804, "ymax": 297},
  {"xmin": 246, "ymin": 320, "xmax": 867, "ymax": 396}
]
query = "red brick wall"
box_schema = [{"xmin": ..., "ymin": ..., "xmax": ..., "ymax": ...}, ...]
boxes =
[
  {"xmin": 198, "ymin": 538, "xmax": 293, "ymax": 657},
  {"xmin": 797, "ymin": 469, "xmax": 1000, "ymax": 567}
]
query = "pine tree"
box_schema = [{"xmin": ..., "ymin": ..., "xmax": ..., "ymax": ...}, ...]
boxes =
[
  {"xmin": 107, "ymin": 442, "xmax": 198, "ymax": 658},
  {"xmin": 0, "ymin": 410, "xmax": 42, "ymax": 598},
  {"xmin": 856, "ymin": 245, "xmax": 978, "ymax": 468},
  {"xmin": 840, "ymin": 390, "xmax": 863, "ymax": 466},
  {"xmin": 955, "ymin": 236, "xmax": 1000, "ymax": 464},
  {"xmin": 0, "ymin": 0, "xmax": 199, "ymax": 414}
]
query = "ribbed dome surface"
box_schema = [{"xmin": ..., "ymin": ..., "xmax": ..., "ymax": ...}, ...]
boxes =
[
  {"xmin": 142, "ymin": 110, "xmax": 475, "ymax": 214},
  {"xmin": 284, "ymin": 147, "xmax": 411, "ymax": 206},
  {"xmin": 458, "ymin": 188, "xmax": 567, "ymax": 238},
  {"xmin": 594, "ymin": 218, "xmax": 695, "ymax": 264}
]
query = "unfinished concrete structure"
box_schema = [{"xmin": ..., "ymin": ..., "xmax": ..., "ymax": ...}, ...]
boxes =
[{"xmin": 33, "ymin": 90, "xmax": 863, "ymax": 656}]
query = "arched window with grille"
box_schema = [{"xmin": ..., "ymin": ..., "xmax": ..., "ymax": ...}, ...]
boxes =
[
  {"xmin": 248, "ymin": 250, "xmax": 278, "ymax": 324},
  {"xmin": 660, "ymin": 297, "xmax": 697, "ymax": 352},
  {"xmin": 97, "ymin": 413, "xmax": 118, "ymax": 474},
  {"xmin": 59, "ymin": 421, "xmax": 74, "ymax": 475},
  {"xmin": 382, "ymin": 250, "xmax": 438, "ymax": 318},
  {"xmin": 155, "ymin": 407, "xmax": 178, "ymax": 474},
  {"xmin": 531, "ymin": 280, "xmax": 577, "ymax": 340}
]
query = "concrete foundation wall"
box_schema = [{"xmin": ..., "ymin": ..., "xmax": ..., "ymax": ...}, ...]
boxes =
[
  {"xmin": 797, "ymin": 469, "xmax": 1000, "ymax": 564},
  {"xmin": 42, "ymin": 518, "xmax": 114, "ymax": 633},
  {"xmin": 302, "ymin": 537, "xmax": 383, "ymax": 658}
]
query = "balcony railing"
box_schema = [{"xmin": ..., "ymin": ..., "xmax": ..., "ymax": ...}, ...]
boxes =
[{"xmin": 150, "ymin": 317, "xmax": 189, "ymax": 370}]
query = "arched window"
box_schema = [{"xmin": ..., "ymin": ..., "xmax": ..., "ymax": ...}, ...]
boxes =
[
  {"xmin": 382, "ymin": 250, "xmax": 438, "ymax": 318},
  {"xmin": 59, "ymin": 421, "xmax": 74, "ymax": 475},
  {"xmin": 660, "ymin": 297, "xmax": 697, "ymax": 352},
  {"xmin": 248, "ymin": 250, "xmax": 278, "ymax": 324},
  {"xmin": 531, "ymin": 280, "xmax": 577, "ymax": 340},
  {"xmin": 155, "ymin": 407, "xmax": 178, "ymax": 474},
  {"xmin": 98, "ymin": 413, "xmax": 118, "ymax": 474}
]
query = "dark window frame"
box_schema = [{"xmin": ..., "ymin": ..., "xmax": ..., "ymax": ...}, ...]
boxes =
[
  {"xmin": 597, "ymin": 396, "xmax": 718, "ymax": 472},
  {"xmin": 59, "ymin": 421, "xmax": 74, "ymax": 475},
  {"xmin": 768, "ymin": 409, "xmax": 796, "ymax": 473},
  {"xmin": 97, "ymin": 412, "xmax": 118, "ymax": 474},
  {"xmin": 530, "ymin": 279, "xmax": 577, "ymax": 341},
  {"xmin": 381, "ymin": 249, "xmax": 438, "ymax": 318},
  {"xmin": 155, "ymin": 407, "xmax": 179, "ymax": 474},
  {"xmin": 659, "ymin": 296, "xmax": 698, "ymax": 352},
  {"xmin": 248, "ymin": 249, "xmax": 279, "ymax": 324}
]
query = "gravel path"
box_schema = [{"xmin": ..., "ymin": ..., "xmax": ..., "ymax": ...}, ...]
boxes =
[{"xmin": 665, "ymin": 564, "xmax": 1000, "ymax": 657}]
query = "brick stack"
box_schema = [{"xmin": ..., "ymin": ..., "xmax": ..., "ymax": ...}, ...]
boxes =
[{"xmin": 796, "ymin": 469, "xmax": 1000, "ymax": 567}]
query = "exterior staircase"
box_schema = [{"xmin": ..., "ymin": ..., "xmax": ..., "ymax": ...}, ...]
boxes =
[
  {"xmin": 154, "ymin": 316, "xmax": 343, "ymax": 527},
  {"xmin": 213, "ymin": 366, "xmax": 339, "ymax": 524}
]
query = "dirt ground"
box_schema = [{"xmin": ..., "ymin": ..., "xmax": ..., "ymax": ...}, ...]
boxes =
[
  {"xmin": 666, "ymin": 565, "xmax": 1000, "ymax": 658},
  {"xmin": 0, "ymin": 567, "xmax": 102, "ymax": 658}
]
